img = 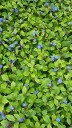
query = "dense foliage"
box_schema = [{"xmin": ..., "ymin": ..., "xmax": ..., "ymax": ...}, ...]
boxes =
[{"xmin": 0, "ymin": 0, "xmax": 72, "ymax": 128}]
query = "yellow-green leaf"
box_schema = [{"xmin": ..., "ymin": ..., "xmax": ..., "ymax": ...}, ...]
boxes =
[
  {"xmin": 1, "ymin": 74, "xmax": 9, "ymax": 81},
  {"xmin": 22, "ymin": 86, "xmax": 27, "ymax": 95}
]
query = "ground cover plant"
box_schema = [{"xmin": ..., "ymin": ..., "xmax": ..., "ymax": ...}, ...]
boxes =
[{"xmin": 0, "ymin": 0, "xmax": 72, "ymax": 127}]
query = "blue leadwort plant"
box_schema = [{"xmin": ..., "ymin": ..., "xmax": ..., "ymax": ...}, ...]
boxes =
[
  {"xmin": 54, "ymin": 68, "xmax": 58, "ymax": 72},
  {"xmin": 48, "ymin": 83, "xmax": 52, "ymax": 87},
  {"xmin": 32, "ymin": 30, "xmax": 36, "ymax": 36},
  {"xmin": 0, "ymin": 27, "xmax": 2, "ymax": 33},
  {"xmin": 37, "ymin": 44, "xmax": 43, "ymax": 49},
  {"xmin": 0, "ymin": 18, "xmax": 3, "ymax": 22},
  {"xmin": 51, "ymin": 6, "xmax": 58, "ymax": 12},
  {"xmin": 14, "ymin": 8, "xmax": 18, "ymax": 13},
  {"xmin": 10, "ymin": 105, "xmax": 14, "ymax": 110},
  {"xmin": 64, "ymin": 100, "xmax": 68, "ymax": 104},
  {"xmin": 58, "ymin": 79, "xmax": 63, "ymax": 84},
  {"xmin": 24, "ymin": 84, "xmax": 28, "ymax": 87},
  {"xmin": 51, "ymin": 55, "xmax": 55, "ymax": 61},
  {"xmin": 44, "ymin": 2, "xmax": 49, "ymax": 6},
  {"xmin": 19, "ymin": 117, "xmax": 25, "ymax": 122},
  {"xmin": 34, "ymin": 90, "xmax": 38, "ymax": 94},
  {"xmin": 0, "ymin": 64, "xmax": 3, "ymax": 69},
  {"xmin": 22, "ymin": 102, "xmax": 27, "ymax": 107},
  {"xmin": 56, "ymin": 117, "xmax": 61, "ymax": 122},
  {"xmin": 33, "ymin": 38, "xmax": 36, "ymax": 42}
]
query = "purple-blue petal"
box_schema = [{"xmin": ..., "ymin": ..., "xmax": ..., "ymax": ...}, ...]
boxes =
[
  {"xmin": 34, "ymin": 90, "xmax": 38, "ymax": 94},
  {"xmin": 56, "ymin": 117, "xmax": 61, "ymax": 122},
  {"xmin": 58, "ymin": 79, "xmax": 63, "ymax": 84},
  {"xmin": 37, "ymin": 44, "xmax": 43, "ymax": 49},
  {"xmin": 0, "ymin": 64, "xmax": 3, "ymax": 69},
  {"xmin": 23, "ymin": 102, "xmax": 27, "ymax": 107}
]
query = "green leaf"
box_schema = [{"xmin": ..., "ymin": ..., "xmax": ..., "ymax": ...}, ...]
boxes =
[
  {"xmin": 55, "ymin": 96, "xmax": 63, "ymax": 100},
  {"xmin": 54, "ymin": 99, "xmax": 58, "ymax": 106},
  {"xmin": 13, "ymin": 122, "xmax": 19, "ymax": 128},
  {"xmin": 32, "ymin": 116, "xmax": 38, "ymax": 122},
  {"xmin": 1, "ymin": 120, "xmax": 8, "ymax": 126},
  {"xmin": 11, "ymin": 81, "xmax": 16, "ymax": 87},
  {"xmin": 60, "ymin": 87, "xmax": 66, "ymax": 92},
  {"xmin": 2, "ymin": 96, "xmax": 8, "ymax": 105},
  {"xmin": 67, "ymin": 118, "xmax": 71, "ymax": 125},
  {"xmin": 48, "ymin": 101, "xmax": 54, "ymax": 108},
  {"xmin": 43, "ymin": 115, "xmax": 51, "ymax": 123},
  {"xmin": 14, "ymin": 114, "xmax": 21, "ymax": 120},
  {"xmin": 38, "ymin": 92, "xmax": 42, "ymax": 98},
  {"xmin": 20, "ymin": 123, "xmax": 27, "ymax": 128},
  {"xmin": 42, "ymin": 110, "xmax": 47, "ymax": 115},
  {"xmin": 6, "ymin": 115, "xmax": 16, "ymax": 122},
  {"xmin": 0, "ymin": 104, "xmax": 4, "ymax": 111},
  {"xmin": 47, "ymin": 124, "xmax": 52, "ymax": 128},
  {"xmin": 35, "ymin": 122, "xmax": 40, "ymax": 128},
  {"xmin": 22, "ymin": 86, "xmax": 27, "ymax": 95},
  {"xmin": 1, "ymin": 74, "xmax": 9, "ymax": 81},
  {"xmin": 70, "ymin": 44, "xmax": 72, "ymax": 50},
  {"xmin": 21, "ymin": 51, "xmax": 24, "ymax": 57},
  {"xmin": 1, "ymin": 83, "xmax": 6, "ymax": 89}
]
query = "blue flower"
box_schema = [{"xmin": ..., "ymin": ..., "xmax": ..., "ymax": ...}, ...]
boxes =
[
  {"xmin": 49, "ymin": 42, "xmax": 53, "ymax": 45},
  {"xmin": 1, "ymin": 113, "xmax": 6, "ymax": 120},
  {"xmin": 48, "ymin": 83, "xmax": 52, "ymax": 87},
  {"xmin": 51, "ymin": 56, "xmax": 55, "ymax": 61},
  {"xmin": 33, "ymin": 38, "xmax": 36, "ymax": 42},
  {"xmin": 0, "ymin": 18, "xmax": 3, "ymax": 22},
  {"xmin": 8, "ymin": 47, "xmax": 11, "ymax": 51},
  {"xmin": 60, "ymin": 101, "xmax": 63, "ymax": 104},
  {"xmin": 64, "ymin": 100, "xmax": 68, "ymax": 104},
  {"xmin": 9, "ymin": 38, "xmax": 12, "ymax": 41},
  {"xmin": 37, "ymin": 44, "xmax": 43, "ymax": 49},
  {"xmin": 6, "ymin": 124, "xmax": 9, "ymax": 127},
  {"xmin": 42, "ymin": 30, "xmax": 45, "ymax": 33},
  {"xmin": 11, "ymin": 60, "xmax": 15, "ymax": 64},
  {"xmin": 32, "ymin": 30, "xmax": 36, "ymax": 36},
  {"xmin": 53, "ymin": 43, "xmax": 56, "ymax": 46},
  {"xmin": 54, "ymin": 68, "xmax": 58, "ymax": 72},
  {"xmin": 67, "ymin": 22, "xmax": 71, "ymax": 26},
  {"xmin": 58, "ymin": 79, "xmax": 63, "ymax": 84},
  {"xmin": 10, "ymin": 106, "xmax": 14, "ymax": 110},
  {"xmin": 55, "ymin": 55, "xmax": 58, "ymax": 59},
  {"xmin": 22, "ymin": 66, "xmax": 24, "ymax": 70},
  {"xmin": 14, "ymin": 41, "xmax": 18, "ymax": 44},
  {"xmin": 51, "ymin": 6, "xmax": 58, "ymax": 12},
  {"xmin": 0, "ymin": 40, "xmax": 2, "ymax": 44},
  {"xmin": 44, "ymin": 2, "xmax": 49, "ymax": 6},
  {"xmin": 17, "ymin": 46, "xmax": 20, "ymax": 49},
  {"xmin": 0, "ymin": 64, "xmax": 3, "ymax": 69},
  {"xmin": 34, "ymin": 90, "xmax": 38, "ymax": 94},
  {"xmin": 0, "ymin": 112, "xmax": 3, "ymax": 115},
  {"xmin": 13, "ymin": 31, "xmax": 17, "ymax": 35},
  {"xmin": 14, "ymin": 8, "xmax": 18, "ymax": 13},
  {"xmin": 67, "ymin": 66, "xmax": 71, "ymax": 70},
  {"xmin": 22, "ymin": 102, "xmax": 27, "ymax": 107},
  {"xmin": 40, "ymin": 11, "xmax": 43, "ymax": 15},
  {"xmin": 3, "ymin": 19, "xmax": 6, "ymax": 22},
  {"xmin": 19, "ymin": 117, "xmax": 25, "ymax": 122},
  {"xmin": 22, "ymin": 20, "xmax": 24, "ymax": 23},
  {"xmin": 54, "ymin": 16, "xmax": 57, "ymax": 19},
  {"xmin": 9, "ymin": 44, "xmax": 15, "ymax": 48},
  {"xmin": 24, "ymin": 84, "xmax": 28, "ymax": 87},
  {"xmin": 56, "ymin": 117, "xmax": 61, "ymax": 122},
  {"xmin": 0, "ymin": 27, "xmax": 2, "ymax": 33},
  {"xmin": 34, "ymin": 0, "xmax": 37, "ymax": 2},
  {"xmin": 2, "ymin": 115, "xmax": 6, "ymax": 120}
]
